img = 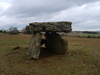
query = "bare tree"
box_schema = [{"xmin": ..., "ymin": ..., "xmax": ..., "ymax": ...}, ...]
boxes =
[{"xmin": 8, "ymin": 27, "xmax": 19, "ymax": 35}]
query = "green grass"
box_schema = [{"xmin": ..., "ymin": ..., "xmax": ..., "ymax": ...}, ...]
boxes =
[{"xmin": 0, "ymin": 34, "xmax": 100, "ymax": 75}]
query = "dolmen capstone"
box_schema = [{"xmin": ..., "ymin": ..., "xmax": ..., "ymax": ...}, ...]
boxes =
[{"xmin": 28, "ymin": 21, "xmax": 72, "ymax": 59}]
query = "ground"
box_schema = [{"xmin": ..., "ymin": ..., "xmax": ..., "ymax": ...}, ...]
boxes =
[{"xmin": 0, "ymin": 34, "xmax": 100, "ymax": 75}]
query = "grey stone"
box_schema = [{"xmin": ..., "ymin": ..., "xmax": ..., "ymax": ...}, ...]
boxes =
[
  {"xmin": 29, "ymin": 21, "xmax": 72, "ymax": 32},
  {"xmin": 45, "ymin": 32, "xmax": 68, "ymax": 54},
  {"xmin": 28, "ymin": 32, "xmax": 42, "ymax": 59}
]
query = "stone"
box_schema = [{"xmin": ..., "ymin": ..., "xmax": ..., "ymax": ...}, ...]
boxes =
[
  {"xmin": 28, "ymin": 32, "xmax": 42, "ymax": 59},
  {"xmin": 45, "ymin": 32, "xmax": 68, "ymax": 54},
  {"xmin": 29, "ymin": 21, "xmax": 72, "ymax": 32}
]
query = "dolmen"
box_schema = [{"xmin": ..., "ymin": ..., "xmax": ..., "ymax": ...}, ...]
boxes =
[{"xmin": 28, "ymin": 21, "xmax": 72, "ymax": 59}]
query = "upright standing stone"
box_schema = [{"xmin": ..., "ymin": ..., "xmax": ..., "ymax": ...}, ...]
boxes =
[
  {"xmin": 28, "ymin": 32, "xmax": 42, "ymax": 59},
  {"xmin": 45, "ymin": 32, "xmax": 68, "ymax": 54}
]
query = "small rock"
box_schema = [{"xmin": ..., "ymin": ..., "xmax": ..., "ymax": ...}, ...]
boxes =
[{"xmin": 12, "ymin": 46, "xmax": 21, "ymax": 50}]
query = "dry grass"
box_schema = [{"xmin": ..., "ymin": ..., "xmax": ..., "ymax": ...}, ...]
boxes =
[{"xmin": 0, "ymin": 34, "xmax": 100, "ymax": 75}]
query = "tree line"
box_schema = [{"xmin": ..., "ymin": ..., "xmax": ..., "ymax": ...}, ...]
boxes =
[
  {"xmin": 0, "ymin": 26, "xmax": 31, "ymax": 35},
  {"xmin": 0, "ymin": 26, "xmax": 99, "ymax": 35}
]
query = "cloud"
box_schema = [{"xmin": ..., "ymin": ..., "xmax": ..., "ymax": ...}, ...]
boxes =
[
  {"xmin": 3, "ymin": 0, "xmax": 73, "ymax": 18},
  {"xmin": 0, "ymin": 0, "xmax": 100, "ymax": 31},
  {"xmin": 48, "ymin": 1, "xmax": 100, "ymax": 31},
  {"xmin": 3, "ymin": 0, "xmax": 100, "ymax": 17},
  {"xmin": 0, "ymin": 0, "xmax": 11, "ymax": 11}
]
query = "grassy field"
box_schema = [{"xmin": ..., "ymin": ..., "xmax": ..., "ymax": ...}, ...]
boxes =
[
  {"xmin": 0, "ymin": 34, "xmax": 100, "ymax": 75},
  {"xmin": 67, "ymin": 33, "xmax": 100, "ymax": 38}
]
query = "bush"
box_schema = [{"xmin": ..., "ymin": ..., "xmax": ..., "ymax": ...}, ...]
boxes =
[{"xmin": 0, "ymin": 30, "xmax": 7, "ymax": 33}]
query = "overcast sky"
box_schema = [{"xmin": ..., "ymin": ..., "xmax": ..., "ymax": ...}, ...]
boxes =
[{"xmin": 0, "ymin": 0, "xmax": 100, "ymax": 31}]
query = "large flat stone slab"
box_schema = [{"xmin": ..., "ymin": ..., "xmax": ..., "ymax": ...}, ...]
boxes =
[{"xmin": 29, "ymin": 21, "xmax": 72, "ymax": 32}]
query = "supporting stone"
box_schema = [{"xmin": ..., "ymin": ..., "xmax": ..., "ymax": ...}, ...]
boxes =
[
  {"xmin": 45, "ymin": 32, "xmax": 68, "ymax": 54},
  {"xmin": 28, "ymin": 32, "xmax": 42, "ymax": 59}
]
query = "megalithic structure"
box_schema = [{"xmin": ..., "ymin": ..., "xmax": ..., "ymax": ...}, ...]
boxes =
[{"xmin": 28, "ymin": 21, "xmax": 72, "ymax": 59}]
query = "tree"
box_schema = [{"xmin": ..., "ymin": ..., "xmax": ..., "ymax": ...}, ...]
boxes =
[
  {"xmin": 21, "ymin": 26, "xmax": 31, "ymax": 34},
  {"xmin": 25, "ymin": 26, "xmax": 31, "ymax": 34},
  {"xmin": 8, "ymin": 27, "xmax": 19, "ymax": 34},
  {"xmin": 83, "ymin": 31, "xmax": 98, "ymax": 34},
  {"xmin": 0, "ymin": 29, "xmax": 7, "ymax": 33}
]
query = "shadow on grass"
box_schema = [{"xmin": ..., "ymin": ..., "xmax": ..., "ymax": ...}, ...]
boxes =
[{"xmin": 39, "ymin": 47, "xmax": 58, "ymax": 59}]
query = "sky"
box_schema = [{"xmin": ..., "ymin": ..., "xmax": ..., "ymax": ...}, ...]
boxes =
[{"xmin": 0, "ymin": 0, "xmax": 100, "ymax": 31}]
